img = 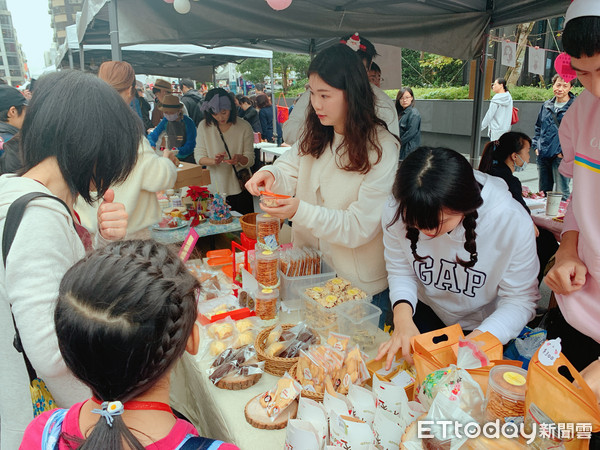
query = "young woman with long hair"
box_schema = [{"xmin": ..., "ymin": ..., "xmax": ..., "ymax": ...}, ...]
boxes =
[
  {"xmin": 376, "ymin": 147, "xmax": 540, "ymax": 369},
  {"xmin": 20, "ymin": 240, "xmax": 238, "ymax": 449},
  {"xmin": 246, "ymin": 44, "xmax": 400, "ymax": 328}
]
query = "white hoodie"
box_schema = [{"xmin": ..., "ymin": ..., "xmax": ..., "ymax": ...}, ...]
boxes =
[
  {"xmin": 382, "ymin": 171, "xmax": 539, "ymax": 344},
  {"xmin": 0, "ymin": 175, "xmax": 90, "ymax": 449},
  {"xmin": 481, "ymin": 91, "xmax": 513, "ymax": 141}
]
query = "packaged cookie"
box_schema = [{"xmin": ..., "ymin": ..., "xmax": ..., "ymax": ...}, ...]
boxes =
[
  {"xmin": 260, "ymin": 373, "xmax": 302, "ymax": 419},
  {"xmin": 256, "ymin": 213, "xmax": 280, "ymax": 248},
  {"xmin": 485, "ymin": 365, "xmax": 527, "ymax": 423},
  {"xmin": 255, "ymin": 288, "xmax": 279, "ymax": 321},
  {"xmin": 207, "ymin": 318, "xmax": 236, "ymax": 340},
  {"xmin": 255, "ymin": 247, "xmax": 279, "ymax": 288}
]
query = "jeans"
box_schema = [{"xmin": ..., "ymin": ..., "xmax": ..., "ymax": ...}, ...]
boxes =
[
  {"xmin": 371, "ymin": 288, "xmax": 393, "ymax": 330},
  {"xmin": 537, "ymin": 156, "xmax": 571, "ymax": 200}
]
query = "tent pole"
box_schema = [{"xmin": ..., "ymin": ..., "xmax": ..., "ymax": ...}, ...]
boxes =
[
  {"xmin": 68, "ymin": 49, "xmax": 74, "ymax": 69},
  {"xmin": 79, "ymin": 44, "xmax": 85, "ymax": 71},
  {"xmin": 107, "ymin": 0, "xmax": 122, "ymax": 61},
  {"xmin": 270, "ymin": 57, "xmax": 277, "ymax": 144},
  {"xmin": 469, "ymin": 28, "xmax": 490, "ymax": 167}
]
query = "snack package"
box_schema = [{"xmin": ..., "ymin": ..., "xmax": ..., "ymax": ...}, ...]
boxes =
[
  {"xmin": 372, "ymin": 375, "xmax": 412, "ymax": 428},
  {"xmin": 265, "ymin": 340, "xmax": 292, "ymax": 358},
  {"xmin": 198, "ymin": 296, "xmax": 240, "ymax": 322},
  {"xmin": 421, "ymin": 394, "xmax": 476, "ymax": 450},
  {"xmin": 207, "ymin": 345, "xmax": 264, "ymax": 386},
  {"xmin": 323, "ymin": 390, "xmax": 353, "ymax": 418},
  {"xmin": 503, "ymin": 326, "xmax": 547, "ymax": 370},
  {"xmin": 329, "ymin": 410, "xmax": 374, "ymax": 450},
  {"xmin": 260, "ymin": 373, "xmax": 303, "ymax": 421},
  {"xmin": 207, "ymin": 317, "xmax": 237, "ymax": 340},
  {"xmin": 235, "ymin": 316, "xmax": 260, "ymax": 333},
  {"xmin": 266, "ymin": 324, "xmax": 283, "ymax": 347},
  {"xmin": 372, "ymin": 407, "xmax": 405, "ymax": 450},
  {"xmin": 285, "ymin": 419, "xmax": 321, "ymax": 450},
  {"xmin": 336, "ymin": 346, "xmax": 369, "ymax": 394},
  {"xmin": 297, "ymin": 396, "xmax": 328, "ymax": 446},
  {"xmin": 327, "ymin": 332, "xmax": 351, "ymax": 353},
  {"xmin": 347, "ymin": 384, "xmax": 377, "ymax": 426},
  {"xmin": 415, "ymin": 364, "xmax": 485, "ymax": 421}
]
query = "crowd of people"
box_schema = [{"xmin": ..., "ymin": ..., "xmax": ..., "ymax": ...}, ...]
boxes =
[{"xmin": 0, "ymin": 0, "xmax": 600, "ymax": 447}]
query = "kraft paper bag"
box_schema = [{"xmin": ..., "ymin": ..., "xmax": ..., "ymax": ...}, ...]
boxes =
[
  {"xmin": 526, "ymin": 339, "xmax": 600, "ymax": 450},
  {"xmin": 412, "ymin": 324, "xmax": 464, "ymax": 386}
]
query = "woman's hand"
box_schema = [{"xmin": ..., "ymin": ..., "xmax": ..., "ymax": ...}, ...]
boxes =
[
  {"xmin": 245, "ymin": 171, "xmax": 275, "ymax": 196},
  {"xmin": 545, "ymin": 231, "xmax": 587, "ymax": 295},
  {"xmin": 260, "ymin": 197, "xmax": 300, "ymax": 220},
  {"xmin": 162, "ymin": 149, "xmax": 178, "ymax": 165},
  {"xmin": 581, "ymin": 360, "xmax": 600, "ymax": 405},
  {"xmin": 97, "ymin": 189, "xmax": 128, "ymax": 241},
  {"xmin": 224, "ymin": 153, "xmax": 247, "ymax": 166},
  {"xmin": 533, "ymin": 223, "xmax": 540, "ymax": 238},
  {"xmin": 214, "ymin": 152, "xmax": 226, "ymax": 165},
  {"xmin": 375, "ymin": 303, "xmax": 419, "ymax": 369}
]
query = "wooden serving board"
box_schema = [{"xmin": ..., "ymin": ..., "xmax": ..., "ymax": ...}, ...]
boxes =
[
  {"xmin": 244, "ymin": 393, "xmax": 298, "ymax": 430},
  {"xmin": 215, "ymin": 372, "xmax": 262, "ymax": 390}
]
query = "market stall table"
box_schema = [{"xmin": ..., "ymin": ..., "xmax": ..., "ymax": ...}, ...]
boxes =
[
  {"xmin": 257, "ymin": 144, "xmax": 290, "ymax": 164},
  {"xmin": 170, "ymin": 327, "xmax": 391, "ymax": 450},
  {"xmin": 150, "ymin": 217, "xmax": 242, "ymax": 245},
  {"xmin": 525, "ymin": 197, "xmax": 565, "ymax": 241}
]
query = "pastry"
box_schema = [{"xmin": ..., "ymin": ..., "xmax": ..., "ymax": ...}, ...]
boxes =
[
  {"xmin": 210, "ymin": 340, "xmax": 227, "ymax": 356},
  {"xmin": 325, "ymin": 277, "xmax": 351, "ymax": 293},
  {"xmin": 235, "ymin": 318, "xmax": 254, "ymax": 333},
  {"xmin": 209, "ymin": 322, "xmax": 234, "ymax": 340}
]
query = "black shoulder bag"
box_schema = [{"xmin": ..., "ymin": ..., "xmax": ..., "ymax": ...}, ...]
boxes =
[{"xmin": 217, "ymin": 127, "xmax": 252, "ymax": 190}]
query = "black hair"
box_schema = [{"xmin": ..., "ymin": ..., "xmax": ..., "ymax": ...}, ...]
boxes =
[
  {"xmin": 55, "ymin": 240, "xmax": 200, "ymax": 450},
  {"xmin": 203, "ymin": 87, "xmax": 237, "ymax": 126},
  {"xmin": 151, "ymin": 86, "xmax": 161, "ymax": 95},
  {"xmin": 340, "ymin": 34, "xmax": 378, "ymax": 67},
  {"xmin": 479, "ymin": 131, "xmax": 532, "ymax": 173},
  {"xmin": 18, "ymin": 70, "xmax": 140, "ymax": 204},
  {"xmin": 255, "ymin": 82, "xmax": 265, "ymax": 91},
  {"xmin": 395, "ymin": 87, "xmax": 415, "ymax": 114},
  {"xmin": 495, "ymin": 78, "xmax": 508, "ymax": 92},
  {"xmin": 180, "ymin": 78, "xmax": 195, "ymax": 89},
  {"xmin": 563, "ymin": 16, "xmax": 600, "ymax": 58},
  {"xmin": 0, "ymin": 104, "xmax": 25, "ymax": 122},
  {"xmin": 239, "ymin": 96, "xmax": 254, "ymax": 106},
  {"xmin": 551, "ymin": 73, "xmax": 574, "ymax": 87},
  {"xmin": 300, "ymin": 44, "xmax": 388, "ymax": 174},
  {"xmin": 388, "ymin": 147, "xmax": 483, "ymax": 268},
  {"xmin": 369, "ymin": 62, "xmax": 381, "ymax": 73}
]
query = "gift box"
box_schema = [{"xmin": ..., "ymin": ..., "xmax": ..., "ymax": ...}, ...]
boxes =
[{"xmin": 173, "ymin": 162, "xmax": 211, "ymax": 189}]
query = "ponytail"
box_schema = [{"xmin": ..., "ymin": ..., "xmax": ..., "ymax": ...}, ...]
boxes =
[
  {"xmin": 478, "ymin": 132, "xmax": 532, "ymax": 175},
  {"xmin": 478, "ymin": 140, "xmax": 497, "ymax": 173}
]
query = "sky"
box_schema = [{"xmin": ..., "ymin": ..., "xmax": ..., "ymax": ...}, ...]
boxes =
[{"xmin": 7, "ymin": 0, "xmax": 54, "ymax": 76}]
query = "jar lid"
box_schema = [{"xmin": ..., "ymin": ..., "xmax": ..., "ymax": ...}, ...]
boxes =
[{"xmin": 488, "ymin": 365, "xmax": 527, "ymax": 400}]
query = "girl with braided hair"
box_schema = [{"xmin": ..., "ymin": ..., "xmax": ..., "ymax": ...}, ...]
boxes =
[
  {"xmin": 376, "ymin": 147, "xmax": 540, "ymax": 369},
  {"xmin": 20, "ymin": 240, "xmax": 238, "ymax": 450}
]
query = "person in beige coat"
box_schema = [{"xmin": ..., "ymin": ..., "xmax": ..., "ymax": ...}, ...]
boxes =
[
  {"xmin": 246, "ymin": 44, "xmax": 399, "ymax": 328},
  {"xmin": 76, "ymin": 61, "xmax": 177, "ymax": 237},
  {"xmin": 195, "ymin": 88, "xmax": 255, "ymax": 214}
]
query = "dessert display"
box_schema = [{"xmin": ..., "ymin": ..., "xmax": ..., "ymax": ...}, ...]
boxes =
[
  {"xmin": 156, "ymin": 207, "xmax": 188, "ymax": 229},
  {"xmin": 208, "ymin": 345, "xmax": 263, "ymax": 390},
  {"xmin": 245, "ymin": 374, "xmax": 301, "ymax": 430},
  {"xmin": 279, "ymin": 247, "xmax": 322, "ymax": 277},
  {"xmin": 208, "ymin": 193, "xmax": 233, "ymax": 224}
]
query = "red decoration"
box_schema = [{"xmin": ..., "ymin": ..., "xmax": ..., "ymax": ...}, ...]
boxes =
[
  {"xmin": 265, "ymin": 0, "xmax": 292, "ymax": 11},
  {"xmin": 184, "ymin": 185, "xmax": 210, "ymax": 201}
]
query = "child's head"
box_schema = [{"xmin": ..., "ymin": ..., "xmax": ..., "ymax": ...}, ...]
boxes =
[
  {"xmin": 301, "ymin": 43, "xmax": 387, "ymax": 174},
  {"xmin": 479, "ymin": 131, "xmax": 532, "ymax": 174},
  {"xmin": 563, "ymin": 1, "xmax": 600, "ymax": 97},
  {"xmin": 55, "ymin": 240, "xmax": 199, "ymax": 446},
  {"xmin": 388, "ymin": 147, "xmax": 483, "ymax": 268}
]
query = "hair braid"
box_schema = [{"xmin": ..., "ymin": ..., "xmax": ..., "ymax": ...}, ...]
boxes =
[
  {"xmin": 406, "ymin": 227, "xmax": 426, "ymax": 262},
  {"xmin": 457, "ymin": 211, "xmax": 478, "ymax": 268}
]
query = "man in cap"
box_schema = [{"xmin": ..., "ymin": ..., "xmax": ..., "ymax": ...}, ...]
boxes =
[
  {"xmin": 151, "ymin": 79, "xmax": 189, "ymax": 127},
  {"xmin": 179, "ymin": 78, "xmax": 204, "ymax": 126},
  {"xmin": 0, "ymin": 85, "xmax": 27, "ymax": 156}
]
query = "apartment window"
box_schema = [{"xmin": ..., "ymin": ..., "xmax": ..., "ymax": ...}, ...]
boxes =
[
  {"xmin": 9, "ymin": 69, "xmax": 21, "ymax": 77},
  {"xmin": 5, "ymin": 42, "xmax": 16, "ymax": 53},
  {"xmin": 0, "ymin": 15, "xmax": 10, "ymax": 26},
  {"xmin": 2, "ymin": 28, "xmax": 12, "ymax": 38},
  {"xmin": 7, "ymin": 56, "xmax": 19, "ymax": 66}
]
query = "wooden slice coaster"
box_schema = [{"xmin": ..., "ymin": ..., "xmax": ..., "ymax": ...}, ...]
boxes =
[
  {"xmin": 244, "ymin": 393, "xmax": 298, "ymax": 430},
  {"xmin": 215, "ymin": 372, "xmax": 262, "ymax": 390}
]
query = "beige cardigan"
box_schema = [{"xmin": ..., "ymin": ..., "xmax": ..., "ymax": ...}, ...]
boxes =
[
  {"xmin": 194, "ymin": 119, "xmax": 255, "ymax": 196},
  {"xmin": 261, "ymin": 127, "xmax": 400, "ymax": 295}
]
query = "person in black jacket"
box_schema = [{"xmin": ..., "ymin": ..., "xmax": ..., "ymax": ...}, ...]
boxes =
[
  {"xmin": 135, "ymin": 81, "xmax": 153, "ymax": 132},
  {"xmin": 479, "ymin": 131, "xmax": 558, "ymax": 282},
  {"xmin": 238, "ymin": 96, "xmax": 262, "ymax": 133},
  {"xmin": 179, "ymin": 79, "xmax": 204, "ymax": 126},
  {"xmin": 0, "ymin": 133, "xmax": 21, "ymax": 174},
  {"xmin": 395, "ymin": 87, "xmax": 421, "ymax": 160}
]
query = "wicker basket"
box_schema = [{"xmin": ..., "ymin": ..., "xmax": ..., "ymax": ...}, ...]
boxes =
[
  {"xmin": 289, "ymin": 363, "xmax": 324, "ymax": 402},
  {"xmin": 240, "ymin": 213, "xmax": 259, "ymax": 240},
  {"xmin": 255, "ymin": 323, "xmax": 320, "ymax": 377}
]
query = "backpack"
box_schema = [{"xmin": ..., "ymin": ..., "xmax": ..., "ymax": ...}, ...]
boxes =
[{"xmin": 40, "ymin": 408, "xmax": 225, "ymax": 450}]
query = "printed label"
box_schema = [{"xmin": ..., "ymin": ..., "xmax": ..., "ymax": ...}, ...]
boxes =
[{"xmin": 539, "ymin": 338, "xmax": 562, "ymax": 366}]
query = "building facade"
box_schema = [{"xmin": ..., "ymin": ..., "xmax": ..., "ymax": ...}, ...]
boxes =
[
  {"xmin": 0, "ymin": 0, "xmax": 25, "ymax": 86},
  {"xmin": 48, "ymin": 0, "xmax": 83, "ymax": 46}
]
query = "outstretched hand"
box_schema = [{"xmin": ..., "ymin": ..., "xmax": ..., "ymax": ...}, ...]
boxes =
[{"xmin": 97, "ymin": 189, "xmax": 128, "ymax": 241}]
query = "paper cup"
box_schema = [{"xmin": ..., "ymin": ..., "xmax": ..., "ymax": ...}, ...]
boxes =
[{"xmin": 545, "ymin": 192, "xmax": 562, "ymax": 216}]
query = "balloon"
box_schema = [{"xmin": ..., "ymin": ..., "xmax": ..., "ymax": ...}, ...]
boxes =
[
  {"xmin": 163, "ymin": 0, "xmax": 174, "ymax": 3},
  {"xmin": 266, "ymin": 0, "xmax": 292, "ymax": 11},
  {"xmin": 174, "ymin": 0, "xmax": 191, "ymax": 14},
  {"xmin": 554, "ymin": 52, "xmax": 577, "ymax": 83}
]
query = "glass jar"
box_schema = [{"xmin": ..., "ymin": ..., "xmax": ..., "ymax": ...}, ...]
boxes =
[
  {"xmin": 255, "ymin": 288, "xmax": 279, "ymax": 321},
  {"xmin": 255, "ymin": 246, "xmax": 279, "ymax": 288}
]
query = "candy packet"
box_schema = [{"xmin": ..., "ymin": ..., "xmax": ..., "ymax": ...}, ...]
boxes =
[{"xmin": 260, "ymin": 373, "xmax": 303, "ymax": 420}]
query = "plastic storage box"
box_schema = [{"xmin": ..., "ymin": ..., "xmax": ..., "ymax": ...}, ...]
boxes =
[
  {"xmin": 279, "ymin": 260, "xmax": 335, "ymax": 301},
  {"xmin": 338, "ymin": 302, "xmax": 382, "ymax": 350}
]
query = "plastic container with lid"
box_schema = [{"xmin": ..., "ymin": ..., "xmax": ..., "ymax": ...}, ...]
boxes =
[
  {"xmin": 337, "ymin": 302, "xmax": 382, "ymax": 350},
  {"xmin": 255, "ymin": 288, "xmax": 278, "ymax": 322},
  {"xmin": 259, "ymin": 190, "xmax": 291, "ymax": 208},
  {"xmin": 485, "ymin": 365, "xmax": 527, "ymax": 423},
  {"xmin": 255, "ymin": 247, "xmax": 280, "ymax": 288},
  {"xmin": 279, "ymin": 259, "xmax": 336, "ymax": 301},
  {"xmin": 256, "ymin": 213, "xmax": 280, "ymax": 247}
]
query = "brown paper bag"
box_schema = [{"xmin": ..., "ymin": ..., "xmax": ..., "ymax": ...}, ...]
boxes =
[
  {"xmin": 411, "ymin": 324, "xmax": 464, "ymax": 386},
  {"xmin": 526, "ymin": 341, "xmax": 600, "ymax": 450}
]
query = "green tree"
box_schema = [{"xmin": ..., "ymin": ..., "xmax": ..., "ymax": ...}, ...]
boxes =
[
  {"xmin": 237, "ymin": 52, "xmax": 311, "ymax": 94},
  {"xmin": 401, "ymin": 49, "xmax": 464, "ymax": 88}
]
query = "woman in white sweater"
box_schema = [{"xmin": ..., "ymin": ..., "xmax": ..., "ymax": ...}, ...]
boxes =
[
  {"xmin": 246, "ymin": 44, "xmax": 400, "ymax": 327},
  {"xmin": 195, "ymin": 88, "xmax": 255, "ymax": 214},
  {"xmin": 0, "ymin": 70, "xmax": 138, "ymax": 448},
  {"xmin": 75, "ymin": 61, "xmax": 177, "ymax": 237},
  {"xmin": 376, "ymin": 147, "xmax": 540, "ymax": 370},
  {"xmin": 481, "ymin": 78, "xmax": 513, "ymax": 141}
]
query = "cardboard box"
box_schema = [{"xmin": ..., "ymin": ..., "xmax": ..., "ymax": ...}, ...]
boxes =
[{"xmin": 173, "ymin": 162, "xmax": 211, "ymax": 189}]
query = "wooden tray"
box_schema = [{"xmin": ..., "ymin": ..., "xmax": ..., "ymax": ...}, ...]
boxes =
[
  {"xmin": 244, "ymin": 393, "xmax": 298, "ymax": 430},
  {"xmin": 215, "ymin": 372, "xmax": 262, "ymax": 390}
]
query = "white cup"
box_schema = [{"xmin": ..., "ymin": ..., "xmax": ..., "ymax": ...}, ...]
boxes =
[{"xmin": 545, "ymin": 191, "xmax": 562, "ymax": 216}]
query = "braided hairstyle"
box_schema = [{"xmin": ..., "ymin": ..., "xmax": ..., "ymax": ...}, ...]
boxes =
[
  {"xmin": 388, "ymin": 147, "xmax": 483, "ymax": 268},
  {"xmin": 54, "ymin": 240, "xmax": 200, "ymax": 450}
]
